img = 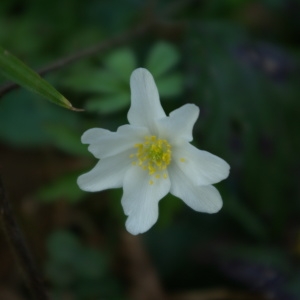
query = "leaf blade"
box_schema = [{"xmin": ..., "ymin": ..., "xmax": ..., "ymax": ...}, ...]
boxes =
[
  {"xmin": 146, "ymin": 42, "xmax": 180, "ymax": 77},
  {"xmin": 0, "ymin": 46, "xmax": 80, "ymax": 110}
]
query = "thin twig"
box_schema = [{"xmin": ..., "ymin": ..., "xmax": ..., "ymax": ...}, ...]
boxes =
[
  {"xmin": 119, "ymin": 231, "xmax": 166, "ymax": 300},
  {"xmin": 0, "ymin": 23, "xmax": 151, "ymax": 98},
  {"xmin": 0, "ymin": 0, "xmax": 196, "ymax": 99},
  {"xmin": 0, "ymin": 175, "xmax": 50, "ymax": 300}
]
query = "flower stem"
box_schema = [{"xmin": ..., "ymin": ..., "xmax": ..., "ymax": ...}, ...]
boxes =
[{"xmin": 0, "ymin": 175, "xmax": 50, "ymax": 300}]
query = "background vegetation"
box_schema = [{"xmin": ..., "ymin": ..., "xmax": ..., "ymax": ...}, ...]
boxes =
[{"xmin": 0, "ymin": 0, "xmax": 300, "ymax": 299}]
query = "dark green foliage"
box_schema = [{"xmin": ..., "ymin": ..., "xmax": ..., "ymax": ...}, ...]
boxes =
[
  {"xmin": 46, "ymin": 230, "xmax": 122, "ymax": 299},
  {"xmin": 1, "ymin": 0, "xmax": 300, "ymax": 299}
]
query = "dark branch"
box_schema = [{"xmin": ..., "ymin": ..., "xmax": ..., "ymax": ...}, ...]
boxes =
[
  {"xmin": 0, "ymin": 0, "xmax": 196, "ymax": 99},
  {"xmin": 0, "ymin": 176, "xmax": 50, "ymax": 300},
  {"xmin": 0, "ymin": 23, "xmax": 151, "ymax": 98}
]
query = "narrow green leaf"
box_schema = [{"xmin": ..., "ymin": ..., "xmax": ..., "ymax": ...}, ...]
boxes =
[{"xmin": 0, "ymin": 46, "xmax": 81, "ymax": 110}]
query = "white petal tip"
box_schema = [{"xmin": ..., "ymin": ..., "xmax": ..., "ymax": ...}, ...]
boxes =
[
  {"xmin": 77, "ymin": 175, "xmax": 98, "ymax": 192},
  {"xmin": 76, "ymin": 172, "xmax": 101, "ymax": 192},
  {"xmin": 130, "ymin": 68, "xmax": 154, "ymax": 90},
  {"xmin": 81, "ymin": 128, "xmax": 111, "ymax": 144},
  {"xmin": 186, "ymin": 103, "xmax": 200, "ymax": 111},
  {"xmin": 77, "ymin": 175, "xmax": 88, "ymax": 191},
  {"xmin": 130, "ymin": 67, "xmax": 150, "ymax": 78},
  {"xmin": 206, "ymin": 200, "xmax": 223, "ymax": 214},
  {"xmin": 221, "ymin": 162, "xmax": 231, "ymax": 180},
  {"xmin": 124, "ymin": 209, "xmax": 159, "ymax": 236},
  {"xmin": 125, "ymin": 221, "xmax": 148, "ymax": 235}
]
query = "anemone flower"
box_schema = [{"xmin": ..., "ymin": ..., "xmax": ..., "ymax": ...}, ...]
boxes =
[{"xmin": 78, "ymin": 68, "xmax": 230, "ymax": 235}]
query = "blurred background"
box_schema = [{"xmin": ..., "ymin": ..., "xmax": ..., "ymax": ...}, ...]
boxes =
[{"xmin": 0, "ymin": 0, "xmax": 300, "ymax": 299}]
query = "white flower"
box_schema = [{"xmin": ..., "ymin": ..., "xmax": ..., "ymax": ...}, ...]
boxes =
[{"xmin": 78, "ymin": 68, "xmax": 230, "ymax": 235}]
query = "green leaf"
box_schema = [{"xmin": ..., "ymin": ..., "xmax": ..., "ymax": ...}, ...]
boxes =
[
  {"xmin": 156, "ymin": 73, "xmax": 184, "ymax": 97},
  {"xmin": 63, "ymin": 69, "xmax": 121, "ymax": 93},
  {"xmin": 77, "ymin": 248, "xmax": 107, "ymax": 279},
  {"xmin": 85, "ymin": 93, "xmax": 130, "ymax": 114},
  {"xmin": 146, "ymin": 42, "xmax": 180, "ymax": 77},
  {"xmin": 0, "ymin": 46, "xmax": 79, "ymax": 110},
  {"xmin": 45, "ymin": 124, "xmax": 88, "ymax": 156},
  {"xmin": 224, "ymin": 194, "xmax": 268, "ymax": 240},
  {"xmin": 157, "ymin": 194, "xmax": 183, "ymax": 228},
  {"xmin": 47, "ymin": 230, "xmax": 82, "ymax": 263},
  {"xmin": 37, "ymin": 172, "xmax": 85, "ymax": 203},
  {"xmin": 45, "ymin": 261, "xmax": 75, "ymax": 287},
  {"xmin": 0, "ymin": 90, "xmax": 81, "ymax": 147},
  {"xmin": 104, "ymin": 48, "xmax": 136, "ymax": 82}
]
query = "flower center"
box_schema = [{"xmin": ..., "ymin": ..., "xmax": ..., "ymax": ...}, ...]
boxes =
[{"xmin": 131, "ymin": 136, "xmax": 172, "ymax": 176}]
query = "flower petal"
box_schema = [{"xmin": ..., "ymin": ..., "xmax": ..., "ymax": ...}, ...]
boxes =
[
  {"xmin": 82, "ymin": 125, "xmax": 149, "ymax": 159},
  {"xmin": 173, "ymin": 142, "xmax": 230, "ymax": 186},
  {"xmin": 169, "ymin": 164, "xmax": 223, "ymax": 213},
  {"xmin": 157, "ymin": 104, "xmax": 199, "ymax": 144},
  {"xmin": 127, "ymin": 68, "xmax": 166, "ymax": 133},
  {"xmin": 82, "ymin": 128, "xmax": 111, "ymax": 144},
  {"xmin": 121, "ymin": 166, "xmax": 171, "ymax": 235},
  {"xmin": 77, "ymin": 149, "xmax": 132, "ymax": 192}
]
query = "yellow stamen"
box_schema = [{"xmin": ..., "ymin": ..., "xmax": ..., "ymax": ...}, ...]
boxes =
[{"xmin": 131, "ymin": 136, "xmax": 172, "ymax": 179}]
